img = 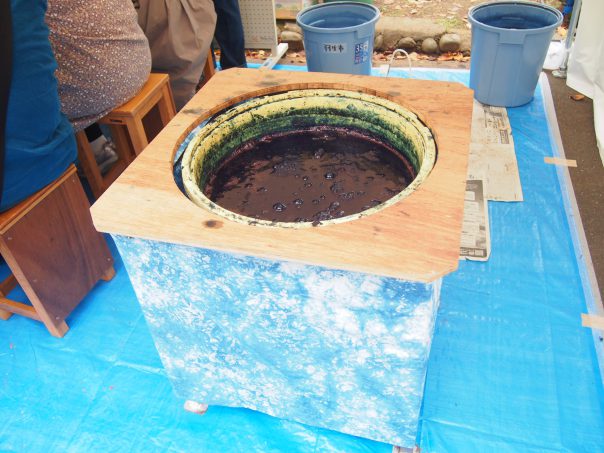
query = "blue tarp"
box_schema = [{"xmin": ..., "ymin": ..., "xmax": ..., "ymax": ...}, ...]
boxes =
[{"xmin": 0, "ymin": 68, "xmax": 602, "ymax": 452}]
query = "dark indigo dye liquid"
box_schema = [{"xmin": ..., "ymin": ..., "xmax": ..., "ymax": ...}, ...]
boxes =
[{"xmin": 203, "ymin": 126, "xmax": 416, "ymax": 224}]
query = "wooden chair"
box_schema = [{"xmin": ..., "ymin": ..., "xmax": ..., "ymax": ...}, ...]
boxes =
[
  {"xmin": 76, "ymin": 73, "xmax": 177, "ymax": 198},
  {"xmin": 202, "ymin": 49, "xmax": 216, "ymax": 86},
  {"xmin": 0, "ymin": 165, "xmax": 115, "ymax": 337}
]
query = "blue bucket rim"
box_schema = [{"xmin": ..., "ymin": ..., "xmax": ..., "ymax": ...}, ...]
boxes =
[
  {"xmin": 296, "ymin": 1, "xmax": 381, "ymax": 34},
  {"xmin": 468, "ymin": 1, "xmax": 563, "ymax": 33}
]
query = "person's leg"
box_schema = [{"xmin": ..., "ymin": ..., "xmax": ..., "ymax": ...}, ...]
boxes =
[
  {"xmin": 212, "ymin": 0, "xmax": 247, "ymax": 69},
  {"xmin": 83, "ymin": 124, "xmax": 118, "ymax": 174},
  {"xmin": 138, "ymin": 0, "xmax": 217, "ymax": 109},
  {"xmin": 84, "ymin": 123, "xmax": 103, "ymax": 142}
]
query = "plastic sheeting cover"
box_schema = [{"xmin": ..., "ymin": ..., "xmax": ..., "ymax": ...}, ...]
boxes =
[{"xmin": 0, "ymin": 68, "xmax": 603, "ymax": 452}]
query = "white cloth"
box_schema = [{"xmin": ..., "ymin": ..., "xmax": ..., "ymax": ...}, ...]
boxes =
[{"xmin": 567, "ymin": 0, "xmax": 604, "ymax": 164}]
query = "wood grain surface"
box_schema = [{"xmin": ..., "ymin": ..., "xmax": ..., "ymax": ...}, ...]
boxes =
[{"xmin": 91, "ymin": 68, "xmax": 473, "ymax": 282}]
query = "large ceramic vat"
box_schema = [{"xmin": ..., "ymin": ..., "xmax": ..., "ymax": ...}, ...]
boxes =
[{"xmin": 91, "ymin": 69, "xmax": 473, "ymax": 448}]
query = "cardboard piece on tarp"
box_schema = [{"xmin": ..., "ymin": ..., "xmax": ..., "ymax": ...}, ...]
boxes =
[
  {"xmin": 469, "ymin": 101, "xmax": 523, "ymax": 202},
  {"xmin": 467, "ymin": 143, "xmax": 524, "ymax": 202},
  {"xmin": 460, "ymin": 101, "xmax": 524, "ymax": 260},
  {"xmin": 460, "ymin": 179, "xmax": 490, "ymax": 261}
]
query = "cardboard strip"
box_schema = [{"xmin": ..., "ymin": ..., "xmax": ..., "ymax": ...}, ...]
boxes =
[
  {"xmin": 544, "ymin": 156, "xmax": 578, "ymax": 167},
  {"xmin": 460, "ymin": 179, "xmax": 491, "ymax": 261},
  {"xmin": 581, "ymin": 313, "xmax": 604, "ymax": 330},
  {"xmin": 469, "ymin": 100, "xmax": 523, "ymax": 202}
]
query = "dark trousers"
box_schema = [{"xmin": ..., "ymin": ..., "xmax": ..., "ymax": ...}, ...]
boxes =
[{"xmin": 212, "ymin": 0, "xmax": 247, "ymax": 69}]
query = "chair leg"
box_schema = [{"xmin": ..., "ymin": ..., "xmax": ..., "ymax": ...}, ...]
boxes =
[
  {"xmin": 0, "ymin": 274, "xmax": 16, "ymax": 320},
  {"xmin": 108, "ymin": 124, "xmax": 135, "ymax": 164},
  {"xmin": 0, "ymin": 308, "xmax": 12, "ymax": 320},
  {"xmin": 202, "ymin": 49, "xmax": 216, "ymax": 86},
  {"xmin": 101, "ymin": 266, "xmax": 116, "ymax": 282},
  {"xmin": 158, "ymin": 83, "xmax": 177, "ymax": 123},
  {"xmin": 124, "ymin": 117, "xmax": 149, "ymax": 156},
  {"xmin": 75, "ymin": 130, "xmax": 105, "ymax": 198}
]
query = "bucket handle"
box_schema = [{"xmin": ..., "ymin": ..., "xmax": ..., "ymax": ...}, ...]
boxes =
[{"xmin": 380, "ymin": 49, "xmax": 413, "ymax": 77}]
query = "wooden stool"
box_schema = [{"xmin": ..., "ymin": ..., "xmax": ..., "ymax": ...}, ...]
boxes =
[
  {"xmin": 76, "ymin": 73, "xmax": 176, "ymax": 198},
  {"xmin": 201, "ymin": 49, "xmax": 216, "ymax": 87},
  {"xmin": 0, "ymin": 165, "xmax": 115, "ymax": 337}
]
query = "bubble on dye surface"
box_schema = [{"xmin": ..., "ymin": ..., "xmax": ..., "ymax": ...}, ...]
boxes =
[
  {"xmin": 314, "ymin": 148, "xmax": 325, "ymax": 159},
  {"xmin": 330, "ymin": 182, "xmax": 343, "ymax": 194},
  {"xmin": 273, "ymin": 203, "xmax": 286, "ymax": 212},
  {"xmin": 312, "ymin": 199, "xmax": 320, "ymax": 205},
  {"xmin": 273, "ymin": 161, "xmax": 297, "ymax": 175},
  {"xmin": 315, "ymin": 210, "xmax": 333, "ymax": 221},
  {"xmin": 341, "ymin": 192, "xmax": 355, "ymax": 200},
  {"xmin": 293, "ymin": 199, "xmax": 304, "ymax": 206},
  {"xmin": 325, "ymin": 172, "xmax": 336, "ymax": 180},
  {"xmin": 304, "ymin": 183, "xmax": 312, "ymax": 188},
  {"xmin": 257, "ymin": 187, "xmax": 268, "ymax": 193}
]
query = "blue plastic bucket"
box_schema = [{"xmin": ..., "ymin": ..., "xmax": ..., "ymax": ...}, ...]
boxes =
[
  {"xmin": 297, "ymin": 1, "xmax": 380, "ymax": 75},
  {"xmin": 468, "ymin": 1, "xmax": 562, "ymax": 107}
]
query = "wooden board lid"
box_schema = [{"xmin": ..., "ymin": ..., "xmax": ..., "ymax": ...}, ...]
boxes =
[{"xmin": 91, "ymin": 69, "xmax": 474, "ymax": 282}]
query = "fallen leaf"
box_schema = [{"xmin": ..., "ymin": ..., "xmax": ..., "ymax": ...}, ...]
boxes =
[
  {"xmin": 570, "ymin": 94, "xmax": 585, "ymax": 101},
  {"xmin": 557, "ymin": 26, "xmax": 568, "ymax": 38}
]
